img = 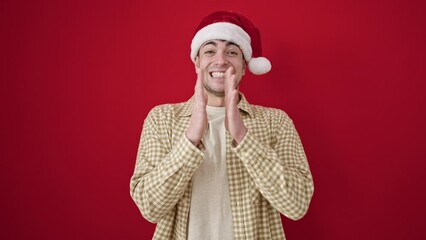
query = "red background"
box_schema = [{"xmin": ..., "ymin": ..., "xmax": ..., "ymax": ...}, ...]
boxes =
[{"xmin": 1, "ymin": 0, "xmax": 425, "ymax": 239}]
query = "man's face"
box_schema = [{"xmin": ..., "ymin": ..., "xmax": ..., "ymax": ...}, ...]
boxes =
[{"xmin": 195, "ymin": 40, "xmax": 246, "ymax": 97}]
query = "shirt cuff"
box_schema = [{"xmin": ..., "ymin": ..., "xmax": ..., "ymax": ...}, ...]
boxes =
[
  {"xmin": 176, "ymin": 133, "xmax": 204, "ymax": 169},
  {"xmin": 232, "ymin": 130, "xmax": 265, "ymax": 166}
]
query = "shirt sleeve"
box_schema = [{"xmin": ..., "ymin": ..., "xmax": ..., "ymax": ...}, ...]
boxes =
[
  {"xmin": 130, "ymin": 107, "xmax": 204, "ymax": 223},
  {"xmin": 232, "ymin": 110, "xmax": 314, "ymax": 220}
]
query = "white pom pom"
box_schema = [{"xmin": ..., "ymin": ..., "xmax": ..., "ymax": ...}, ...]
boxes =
[{"xmin": 248, "ymin": 57, "xmax": 272, "ymax": 75}]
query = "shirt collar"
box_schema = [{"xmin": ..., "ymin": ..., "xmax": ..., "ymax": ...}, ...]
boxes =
[
  {"xmin": 178, "ymin": 92, "xmax": 253, "ymax": 118},
  {"xmin": 237, "ymin": 93, "xmax": 253, "ymax": 118}
]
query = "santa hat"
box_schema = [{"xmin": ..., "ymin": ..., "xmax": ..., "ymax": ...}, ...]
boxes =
[{"xmin": 190, "ymin": 11, "xmax": 271, "ymax": 75}]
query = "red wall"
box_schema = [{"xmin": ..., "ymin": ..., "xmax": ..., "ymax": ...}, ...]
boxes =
[{"xmin": 1, "ymin": 0, "xmax": 425, "ymax": 239}]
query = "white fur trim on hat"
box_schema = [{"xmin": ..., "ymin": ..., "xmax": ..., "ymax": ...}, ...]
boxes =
[{"xmin": 190, "ymin": 22, "xmax": 252, "ymax": 62}]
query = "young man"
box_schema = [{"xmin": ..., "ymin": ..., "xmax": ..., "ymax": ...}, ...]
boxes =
[{"xmin": 130, "ymin": 11, "xmax": 314, "ymax": 240}]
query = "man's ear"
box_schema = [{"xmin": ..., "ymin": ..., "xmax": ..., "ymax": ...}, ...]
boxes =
[
  {"xmin": 242, "ymin": 62, "xmax": 246, "ymax": 75},
  {"xmin": 194, "ymin": 56, "xmax": 200, "ymax": 72}
]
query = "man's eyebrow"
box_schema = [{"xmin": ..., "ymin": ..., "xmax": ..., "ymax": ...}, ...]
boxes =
[
  {"xmin": 226, "ymin": 42, "xmax": 239, "ymax": 47},
  {"xmin": 201, "ymin": 40, "xmax": 240, "ymax": 50},
  {"xmin": 202, "ymin": 41, "xmax": 217, "ymax": 48}
]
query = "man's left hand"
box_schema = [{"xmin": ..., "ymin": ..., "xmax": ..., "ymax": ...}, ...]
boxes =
[{"xmin": 224, "ymin": 66, "xmax": 247, "ymax": 144}]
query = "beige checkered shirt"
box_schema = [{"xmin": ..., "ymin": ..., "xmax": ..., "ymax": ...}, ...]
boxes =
[{"xmin": 130, "ymin": 94, "xmax": 314, "ymax": 240}]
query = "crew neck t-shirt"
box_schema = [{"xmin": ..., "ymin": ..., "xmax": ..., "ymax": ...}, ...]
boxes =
[{"xmin": 187, "ymin": 105, "xmax": 234, "ymax": 240}]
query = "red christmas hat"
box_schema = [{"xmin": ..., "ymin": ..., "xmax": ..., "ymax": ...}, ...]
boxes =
[{"xmin": 191, "ymin": 11, "xmax": 271, "ymax": 75}]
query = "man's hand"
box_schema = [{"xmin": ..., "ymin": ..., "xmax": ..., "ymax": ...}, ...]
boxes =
[
  {"xmin": 185, "ymin": 68, "xmax": 208, "ymax": 147},
  {"xmin": 224, "ymin": 67, "xmax": 247, "ymax": 144}
]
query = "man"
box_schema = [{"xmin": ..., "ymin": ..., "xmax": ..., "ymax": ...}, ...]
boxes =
[{"xmin": 130, "ymin": 11, "xmax": 314, "ymax": 240}]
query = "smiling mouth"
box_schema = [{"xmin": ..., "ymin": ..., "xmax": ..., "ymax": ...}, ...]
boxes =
[{"xmin": 210, "ymin": 71, "xmax": 225, "ymax": 78}]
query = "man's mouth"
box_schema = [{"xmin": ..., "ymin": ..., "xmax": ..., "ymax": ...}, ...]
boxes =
[{"xmin": 210, "ymin": 71, "xmax": 225, "ymax": 78}]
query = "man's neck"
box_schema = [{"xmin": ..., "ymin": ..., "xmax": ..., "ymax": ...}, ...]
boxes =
[{"xmin": 207, "ymin": 94, "xmax": 225, "ymax": 107}]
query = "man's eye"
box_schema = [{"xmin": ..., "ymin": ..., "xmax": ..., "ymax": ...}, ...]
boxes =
[
  {"xmin": 228, "ymin": 50, "xmax": 238, "ymax": 56},
  {"xmin": 204, "ymin": 50, "xmax": 214, "ymax": 54}
]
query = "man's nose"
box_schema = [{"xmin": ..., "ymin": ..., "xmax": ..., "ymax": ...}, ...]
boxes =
[{"xmin": 215, "ymin": 52, "xmax": 228, "ymax": 65}]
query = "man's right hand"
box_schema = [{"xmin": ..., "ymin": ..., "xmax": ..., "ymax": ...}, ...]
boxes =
[{"xmin": 185, "ymin": 68, "xmax": 208, "ymax": 147}]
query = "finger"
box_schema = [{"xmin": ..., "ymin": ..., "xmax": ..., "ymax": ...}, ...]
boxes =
[
  {"xmin": 225, "ymin": 66, "xmax": 236, "ymax": 94},
  {"xmin": 195, "ymin": 68, "xmax": 204, "ymax": 91},
  {"xmin": 194, "ymin": 68, "xmax": 208, "ymax": 103}
]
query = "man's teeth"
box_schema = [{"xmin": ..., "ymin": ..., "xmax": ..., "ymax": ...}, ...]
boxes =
[{"xmin": 211, "ymin": 72, "xmax": 225, "ymax": 78}]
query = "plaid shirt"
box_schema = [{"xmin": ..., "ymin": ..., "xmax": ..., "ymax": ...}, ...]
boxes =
[{"xmin": 130, "ymin": 94, "xmax": 314, "ymax": 240}]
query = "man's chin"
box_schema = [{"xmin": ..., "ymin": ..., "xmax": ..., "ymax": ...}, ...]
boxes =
[{"xmin": 204, "ymin": 86, "xmax": 225, "ymax": 97}]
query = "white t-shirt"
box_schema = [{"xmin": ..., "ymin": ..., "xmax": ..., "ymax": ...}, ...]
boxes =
[{"xmin": 187, "ymin": 105, "xmax": 234, "ymax": 240}]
